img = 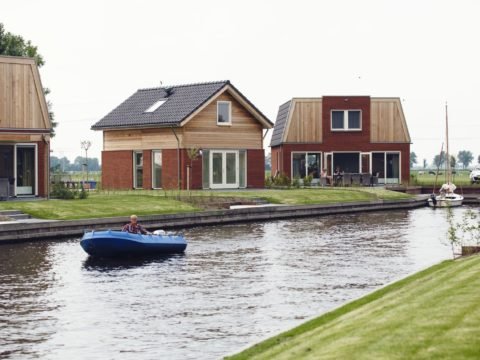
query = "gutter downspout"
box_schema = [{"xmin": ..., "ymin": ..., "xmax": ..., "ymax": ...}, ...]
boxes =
[{"xmin": 170, "ymin": 126, "xmax": 181, "ymax": 190}]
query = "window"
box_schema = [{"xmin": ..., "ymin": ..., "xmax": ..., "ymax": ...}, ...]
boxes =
[
  {"xmin": 133, "ymin": 151, "xmax": 143, "ymax": 189},
  {"xmin": 152, "ymin": 150, "xmax": 162, "ymax": 189},
  {"xmin": 217, "ymin": 101, "xmax": 231, "ymax": 125},
  {"xmin": 292, "ymin": 152, "xmax": 321, "ymax": 181},
  {"xmin": 144, "ymin": 99, "xmax": 167, "ymax": 113},
  {"xmin": 331, "ymin": 110, "xmax": 361, "ymax": 130}
]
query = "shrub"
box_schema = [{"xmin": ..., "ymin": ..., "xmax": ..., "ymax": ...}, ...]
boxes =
[
  {"xmin": 51, "ymin": 183, "xmax": 75, "ymax": 199},
  {"xmin": 292, "ymin": 177, "xmax": 301, "ymax": 188},
  {"xmin": 78, "ymin": 184, "xmax": 89, "ymax": 199},
  {"xmin": 273, "ymin": 173, "xmax": 291, "ymax": 187},
  {"xmin": 265, "ymin": 176, "xmax": 273, "ymax": 188},
  {"xmin": 303, "ymin": 175, "xmax": 313, "ymax": 187}
]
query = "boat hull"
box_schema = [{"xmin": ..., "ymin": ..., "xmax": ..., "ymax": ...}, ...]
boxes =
[
  {"xmin": 427, "ymin": 195, "xmax": 464, "ymax": 208},
  {"xmin": 80, "ymin": 230, "xmax": 187, "ymax": 257}
]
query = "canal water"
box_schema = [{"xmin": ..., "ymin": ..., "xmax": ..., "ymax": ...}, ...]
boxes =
[{"xmin": 0, "ymin": 207, "xmax": 463, "ymax": 359}]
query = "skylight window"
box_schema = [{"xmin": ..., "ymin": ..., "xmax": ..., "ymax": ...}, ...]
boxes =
[{"xmin": 144, "ymin": 99, "xmax": 167, "ymax": 113}]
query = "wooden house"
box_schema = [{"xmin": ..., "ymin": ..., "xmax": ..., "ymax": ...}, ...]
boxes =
[
  {"xmin": 0, "ymin": 56, "xmax": 51, "ymax": 198},
  {"xmin": 92, "ymin": 81, "xmax": 273, "ymax": 190},
  {"xmin": 270, "ymin": 96, "xmax": 411, "ymax": 184}
]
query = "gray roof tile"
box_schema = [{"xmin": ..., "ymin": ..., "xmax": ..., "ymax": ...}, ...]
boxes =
[
  {"xmin": 92, "ymin": 80, "xmax": 272, "ymax": 130},
  {"xmin": 270, "ymin": 100, "xmax": 291, "ymax": 147}
]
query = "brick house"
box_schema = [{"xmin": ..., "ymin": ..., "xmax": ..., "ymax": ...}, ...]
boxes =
[
  {"xmin": 0, "ymin": 56, "xmax": 52, "ymax": 198},
  {"xmin": 92, "ymin": 81, "xmax": 273, "ymax": 190},
  {"xmin": 270, "ymin": 96, "xmax": 411, "ymax": 184}
]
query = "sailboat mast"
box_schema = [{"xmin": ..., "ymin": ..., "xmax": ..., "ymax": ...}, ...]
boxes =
[{"xmin": 445, "ymin": 102, "xmax": 450, "ymax": 184}]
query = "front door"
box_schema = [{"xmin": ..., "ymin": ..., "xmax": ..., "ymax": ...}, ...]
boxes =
[
  {"xmin": 16, "ymin": 146, "xmax": 36, "ymax": 195},
  {"xmin": 210, "ymin": 150, "xmax": 239, "ymax": 189}
]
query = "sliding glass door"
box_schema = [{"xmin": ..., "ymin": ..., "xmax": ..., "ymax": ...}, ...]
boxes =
[
  {"xmin": 210, "ymin": 150, "xmax": 239, "ymax": 189},
  {"xmin": 16, "ymin": 146, "xmax": 36, "ymax": 195}
]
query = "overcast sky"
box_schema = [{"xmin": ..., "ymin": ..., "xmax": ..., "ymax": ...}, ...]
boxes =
[{"xmin": 3, "ymin": 0, "xmax": 480, "ymax": 166}]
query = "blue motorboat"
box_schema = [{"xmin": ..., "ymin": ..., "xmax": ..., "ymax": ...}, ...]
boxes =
[{"xmin": 80, "ymin": 230, "xmax": 187, "ymax": 257}]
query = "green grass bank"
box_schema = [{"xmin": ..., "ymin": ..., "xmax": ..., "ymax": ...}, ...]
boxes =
[
  {"xmin": 227, "ymin": 255, "xmax": 480, "ymax": 360},
  {"xmin": 0, "ymin": 188, "xmax": 411, "ymax": 220}
]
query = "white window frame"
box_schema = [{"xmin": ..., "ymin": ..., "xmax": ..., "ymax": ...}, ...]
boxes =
[
  {"xmin": 330, "ymin": 109, "xmax": 362, "ymax": 131},
  {"xmin": 151, "ymin": 150, "xmax": 162, "ymax": 189},
  {"xmin": 14, "ymin": 143, "xmax": 38, "ymax": 196},
  {"xmin": 133, "ymin": 151, "xmax": 143, "ymax": 189},
  {"xmin": 217, "ymin": 101, "xmax": 232, "ymax": 126},
  {"xmin": 371, "ymin": 151, "xmax": 402, "ymax": 184},
  {"xmin": 291, "ymin": 151, "xmax": 322, "ymax": 181},
  {"xmin": 360, "ymin": 152, "xmax": 372, "ymax": 174},
  {"xmin": 209, "ymin": 150, "xmax": 239, "ymax": 189}
]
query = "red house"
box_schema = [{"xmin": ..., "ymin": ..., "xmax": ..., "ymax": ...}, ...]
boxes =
[
  {"xmin": 92, "ymin": 81, "xmax": 273, "ymax": 190},
  {"xmin": 270, "ymin": 96, "xmax": 411, "ymax": 184}
]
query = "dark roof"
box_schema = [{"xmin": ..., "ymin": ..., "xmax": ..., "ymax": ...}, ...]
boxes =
[
  {"xmin": 270, "ymin": 100, "xmax": 291, "ymax": 147},
  {"xmin": 92, "ymin": 80, "xmax": 272, "ymax": 130}
]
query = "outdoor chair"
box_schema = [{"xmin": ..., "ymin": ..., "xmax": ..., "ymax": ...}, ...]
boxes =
[
  {"xmin": 351, "ymin": 173, "xmax": 361, "ymax": 186},
  {"xmin": 361, "ymin": 173, "xmax": 371, "ymax": 186},
  {"xmin": 342, "ymin": 173, "xmax": 352, "ymax": 186}
]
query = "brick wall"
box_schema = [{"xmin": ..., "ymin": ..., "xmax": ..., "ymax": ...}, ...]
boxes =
[
  {"xmin": 37, "ymin": 140, "xmax": 48, "ymax": 197},
  {"xmin": 143, "ymin": 150, "xmax": 152, "ymax": 189},
  {"xmin": 162, "ymin": 149, "xmax": 179, "ymax": 189},
  {"xmin": 322, "ymin": 96, "xmax": 371, "ymax": 146},
  {"xmin": 277, "ymin": 143, "xmax": 410, "ymax": 183},
  {"xmin": 247, "ymin": 149, "xmax": 265, "ymax": 188},
  {"xmin": 102, "ymin": 150, "xmax": 133, "ymax": 189}
]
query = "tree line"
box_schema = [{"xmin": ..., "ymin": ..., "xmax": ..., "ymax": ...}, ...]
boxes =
[
  {"xmin": 50, "ymin": 156, "xmax": 101, "ymax": 172},
  {"xmin": 411, "ymin": 151, "xmax": 479, "ymax": 169}
]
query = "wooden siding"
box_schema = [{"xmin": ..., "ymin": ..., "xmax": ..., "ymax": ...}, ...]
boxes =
[
  {"xmin": 0, "ymin": 133, "xmax": 46, "ymax": 142},
  {"xmin": 0, "ymin": 57, "xmax": 50, "ymax": 130},
  {"xmin": 103, "ymin": 128, "xmax": 183, "ymax": 151},
  {"xmin": 284, "ymin": 99, "xmax": 322, "ymax": 143},
  {"xmin": 370, "ymin": 98, "xmax": 410, "ymax": 143},
  {"xmin": 182, "ymin": 91, "xmax": 263, "ymax": 149}
]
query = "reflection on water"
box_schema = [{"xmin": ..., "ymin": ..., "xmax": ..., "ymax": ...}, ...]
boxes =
[{"xmin": 0, "ymin": 207, "xmax": 463, "ymax": 359}]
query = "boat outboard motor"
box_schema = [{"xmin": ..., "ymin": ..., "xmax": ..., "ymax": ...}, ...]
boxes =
[{"xmin": 430, "ymin": 194, "xmax": 437, "ymax": 206}]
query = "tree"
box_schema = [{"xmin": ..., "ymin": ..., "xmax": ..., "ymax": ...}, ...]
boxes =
[
  {"xmin": 410, "ymin": 152, "xmax": 417, "ymax": 168},
  {"xmin": 72, "ymin": 156, "xmax": 85, "ymax": 171},
  {"xmin": 433, "ymin": 151, "xmax": 446, "ymax": 168},
  {"xmin": 423, "ymin": 159, "xmax": 428, "ymax": 169},
  {"xmin": 457, "ymin": 150, "xmax": 474, "ymax": 169},
  {"xmin": 450, "ymin": 155, "xmax": 457, "ymax": 169},
  {"xmin": 478, "ymin": 154, "xmax": 480, "ymax": 165},
  {"xmin": 0, "ymin": 23, "xmax": 56, "ymax": 136}
]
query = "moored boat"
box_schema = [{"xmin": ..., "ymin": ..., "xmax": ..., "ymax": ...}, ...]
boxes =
[
  {"xmin": 80, "ymin": 230, "xmax": 187, "ymax": 257},
  {"xmin": 428, "ymin": 103, "xmax": 463, "ymax": 208}
]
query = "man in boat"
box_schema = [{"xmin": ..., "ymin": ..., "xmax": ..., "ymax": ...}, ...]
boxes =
[{"xmin": 122, "ymin": 215, "xmax": 151, "ymax": 235}]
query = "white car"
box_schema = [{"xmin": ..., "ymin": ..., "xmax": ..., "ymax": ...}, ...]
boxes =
[{"xmin": 470, "ymin": 168, "xmax": 480, "ymax": 184}]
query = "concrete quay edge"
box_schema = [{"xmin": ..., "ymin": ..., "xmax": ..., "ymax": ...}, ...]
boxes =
[{"xmin": 0, "ymin": 198, "xmax": 429, "ymax": 243}]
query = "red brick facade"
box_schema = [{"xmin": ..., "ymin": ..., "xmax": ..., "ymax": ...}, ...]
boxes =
[
  {"xmin": 102, "ymin": 150, "xmax": 133, "ymax": 189},
  {"xmin": 37, "ymin": 140, "xmax": 48, "ymax": 197},
  {"xmin": 272, "ymin": 96, "xmax": 410, "ymax": 184},
  {"xmin": 247, "ymin": 149, "xmax": 265, "ymax": 188},
  {"xmin": 102, "ymin": 148, "xmax": 266, "ymax": 190}
]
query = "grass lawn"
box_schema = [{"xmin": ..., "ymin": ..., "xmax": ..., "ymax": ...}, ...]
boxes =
[
  {"xmin": 0, "ymin": 193, "xmax": 198, "ymax": 220},
  {"xmin": 0, "ymin": 187, "xmax": 411, "ymax": 220},
  {"xmin": 211, "ymin": 187, "xmax": 411, "ymax": 205},
  {"xmin": 226, "ymin": 255, "xmax": 480, "ymax": 360},
  {"xmin": 411, "ymin": 169, "xmax": 476, "ymax": 186}
]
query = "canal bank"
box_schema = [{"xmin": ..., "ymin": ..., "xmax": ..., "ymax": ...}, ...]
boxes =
[
  {"xmin": 226, "ymin": 254, "xmax": 480, "ymax": 360},
  {"xmin": 0, "ymin": 197, "xmax": 429, "ymax": 243}
]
